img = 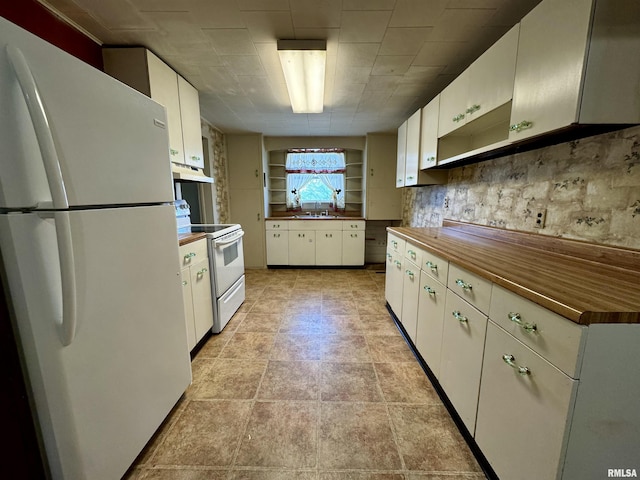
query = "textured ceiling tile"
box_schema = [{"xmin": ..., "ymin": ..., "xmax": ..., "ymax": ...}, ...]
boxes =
[
  {"xmin": 222, "ymin": 55, "xmax": 266, "ymax": 76},
  {"xmin": 128, "ymin": 0, "xmax": 190, "ymax": 11},
  {"xmin": 336, "ymin": 43, "xmax": 380, "ymax": 68},
  {"xmin": 364, "ymin": 75, "xmax": 402, "ymax": 93},
  {"xmin": 237, "ymin": 0, "xmax": 290, "ymax": 10},
  {"xmin": 339, "ymin": 11, "xmax": 392, "ymax": 43},
  {"xmin": 202, "ymin": 29, "xmax": 257, "ymax": 55},
  {"xmin": 69, "ymin": 0, "xmax": 153, "ymax": 30},
  {"xmin": 389, "ymin": 0, "xmax": 448, "ymax": 28},
  {"xmin": 290, "ymin": 0, "xmax": 342, "ymax": 28},
  {"xmin": 401, "ymin": 65, "xmax": 444, "ymax": 83},
  {"xmin": 428, "ymin": 8, "xmax": 497, "ymax": 41},
  {"xmin": 371, "ymin": 56, "xmax": 413, "ymax": 76},
  {"xmin": 335, "ymin": 66, "xmax": 373, "ymax": 85},
  {"xmin": 188, "ymin": 0, "xmax": 245, "ymax": 28},
  {"xmin": 379, "ymin": 27, "xmax": 432, "ymax": 56},
  {"xmin": 343, "ymin": 0, "xmax": 395, "ymax": 9},
  {"xmin": 242, "ymin": 11, "xmax": 294, "ymax": 42},
  {"xmin": 487, "ymin": 0, "xmax": 541, "ymax": 26},
  {"xmin": 413, "ymin": 41, "xmax": 472, "ymax": 66}
]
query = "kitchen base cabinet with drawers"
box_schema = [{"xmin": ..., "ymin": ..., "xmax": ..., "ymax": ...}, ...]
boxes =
[
  {"xmin": 179, "ymin": 238, "xmax": 213, "ymax": 352},
  {"xmin": 384, "ymin": 222, "xmax": 640, "ymax": 480},
  {"xmin": 265, "ymin": 219, "xmax": 365, "ymax": 267}
]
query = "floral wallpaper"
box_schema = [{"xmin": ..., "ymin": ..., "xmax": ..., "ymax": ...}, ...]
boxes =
[
  {"xmin": 402, "ymin": 124, "xmax": 640, "ymax": 250},
  {"xmin": 202, "ymin": 123, "xmax": 230, "ymax": 224}
]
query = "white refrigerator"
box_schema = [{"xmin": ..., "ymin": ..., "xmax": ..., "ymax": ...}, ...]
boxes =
[{"xmin": 0, "ymin": 18, "xmax": 192, "ymax": 480}]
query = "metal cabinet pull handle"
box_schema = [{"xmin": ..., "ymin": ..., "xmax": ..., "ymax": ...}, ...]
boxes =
[
  {"xmin": 182, "ymin": 281, "xmax": 188, "ymax": 286},
  {"xmin": 509, "ymin": 120, "xmax": 533, "ymax": 132},
  {"xmin": 455, "ymin": 278, "xmax": 472, "ymax": 291},
  {"xmin": 452, "ymin": 310, "xmax": 468, "ymax": 323},
  {"xmin": 502, "ymin": 354, "xmax": 531, "ymax": 376},
  {"xmin": 508, "ymin": 312, "xmax": 537, "ymax": 333},
  {"xmin": 197, "ymin": 267, "xmax": 208, "ymax": 275},
  {"xmin": 423, "ymin": 285, "xmax": 435, "ymax": 295},
  {"xmin": 425, "ymin": 261, "xmax": 437, "ymax": 271},
  {"xmin": 395, "ymin": 260, "xmax": 402, "ymax": 268},
  {"xmin": 405, "ymin": 269, "xmax": 414, "ymax": 279},
  {"xmin": 184, "ymin": 252, "xmax": 196, "ymax": 259},
  {"xmin": 407, "ymin": 249, "xmax": 416, "ymax": 259}
]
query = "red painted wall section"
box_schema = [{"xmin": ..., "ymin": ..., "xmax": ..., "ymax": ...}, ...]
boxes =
[{"xmin": 1, "ymin": 0, "xmax": 103, "ymax": 70}]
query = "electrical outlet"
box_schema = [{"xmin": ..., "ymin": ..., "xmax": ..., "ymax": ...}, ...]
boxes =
[
  {"xmin": 444, "ymin": 197, "xmax": 450, "ymax": 209},
  {"xmin": 534, "ymin": 209, "xmax": 547, "ymax": 229}
]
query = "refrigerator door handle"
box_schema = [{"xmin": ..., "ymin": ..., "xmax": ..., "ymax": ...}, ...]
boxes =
[{"xmin": 6, "ymin": 45, "xmax": 69, "ymax": 209}]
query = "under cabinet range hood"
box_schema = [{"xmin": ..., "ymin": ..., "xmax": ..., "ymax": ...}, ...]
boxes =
[{"xmin": 171, "ymin": 163, "xmax": 214, "ymax": 183}]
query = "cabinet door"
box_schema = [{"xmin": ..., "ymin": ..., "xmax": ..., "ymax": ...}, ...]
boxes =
[
  {"xmin": 400, "ymin": 260, "xmax": 420, "ymax": 342},
  {"xmin": 475, "ymin": 321, "xmax": 576, "ymax": 480},
  {"xmin": 404, "ymin": 109, "xmax": 421, "ymax": 186},
  {"xmin": 385, "ymin": 248, "xmax": 404, "ymax": 318},
  {"xmin": 181, "ymin": 267, "xmax": 196, "ymax": 351},
  {"xmin": 440, "ymin": 290, "xmax": 488, "ymax": 435},
  {"xmin": 415, "ymin": 271, "xmax": 447, "ymax": 379},
  {"xmin": 317, "ymin": 230, "xmax": 342, "ymax": 265},
  {"xmin": 289, "ymin": 231, "xmax": 315, "ymax": 265},
  {"xmin": 438, "ymin": 69, "xmax": 470, "ymax": 137},
  {"xmin": 342, "ymin": 230, "xmax": 364, "ymax": 266},
  {"xmin": 190, "ymin": 258, "xmax": 213, "ymax": 343},
  {"xmin": 366, "ymin": 134, "xmax": 402, "ymax": 220},
  {"xmin": 396, "ymin": 120, "xmax": 407, "ymax": 188},
  {"xmin": 266, "ymin": 231, "xmax": 289, "ymax": 265},
  {"xmin": 467, "ymin": 24, "xmax": 519, "ymax": 123},
  {"xmin": 146, "ymin": 51, "xmax": 184, "ymax": 164},
  {"xmin": 178, "ymin": 76, "xmax": 204, "ymax": 169},
  {"xmin": 419, "ymin": 96, "xmax": 439, "ymax": 169},
  {"xmin": 508, "ymin": 0, "xmax": 593, "ymax": 142}
]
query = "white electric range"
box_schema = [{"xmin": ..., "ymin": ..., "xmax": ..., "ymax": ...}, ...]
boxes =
[{"xmin": 176, "ymin": 199, "xmax": 245, "ymax": 333}]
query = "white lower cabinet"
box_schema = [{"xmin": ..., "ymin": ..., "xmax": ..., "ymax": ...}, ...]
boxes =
[
  {"xmin": 475, "ymin": 321, "xmax": 577, "ymax": 480},
  {"xmin": 439, "ymin": 289, "xmax": 488, "ymax": 435},
  {"xmin": 266, "ymin": 231, "xmax": 288, "ymax": 265},
  {"xmin": 415, "ymin": 270, "xmax": 447, "ymax": 379},
  {"xmin": 289, "ymin": 230, "xmax": 315, "ymax": 265},
  {"xmin": 266, "ymin": 220, "xmax": 365, "ymax": 266},
  {"xmin": 179, "ymin": 239, "xmax": 213, "ymax": 351},
  {"xmin": 400, "ymin": 258, "xmax": 420, "ymax": 342},
  {"xmin": 385, "ymin": 248, "xmax": 404, "ymax": 318},
  {"xmin": 316, "ymin": 230, "xmax": 342, "ymax": 265}
]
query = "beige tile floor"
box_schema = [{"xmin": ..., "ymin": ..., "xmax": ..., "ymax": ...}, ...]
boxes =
[{"xmin": 125, "ymin": 268, "xmax": 486, "ymax": 480}]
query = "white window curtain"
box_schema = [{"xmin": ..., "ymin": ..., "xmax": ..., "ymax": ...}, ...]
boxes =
[
  {"xmin": 318, "ymin": 174, "xmax": 345, "ymax": 209},
  {"xmin": 285, "ymin": 152, "xmax": 345, "ymax": 173},
  {"xmin": 286, "ymin": 174, "xmax": 313, "ymax": 209}
]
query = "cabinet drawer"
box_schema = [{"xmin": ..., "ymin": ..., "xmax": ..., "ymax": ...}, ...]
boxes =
[
  {"xmin": 387, "ymin": 232, "xmax": 405, "ymax": 254},
  {"xmin": 265, "ymin": 220, "xmax": 288, "ymax": 230},
  {"xmin": 343, "ymin": 220, "xmax": 365, "ymax": 231},
  {"xmin": 421, "ymin": 250, "xmax": 448, "ymax": 286},
  {"xmin": 490, "ymin": 285, "xmax": 586, "ymax": 378},
  {"xmin": 404, "ymin": 243, "xmax": 423, "ymax": 266},
  {"xmin": 475, "ymin": 321, "xmax": 577, "ymax": 480},
  {"xmin": 288, "ymin": 220, "xmax": 319, "ymax": 231},
  {"xmin": 179, "ymin": 238, "xmax": 208, "ymax": 267},
  {"xmin": 447, "ymin": 263, "xmax": 492, "ymax": 314}
]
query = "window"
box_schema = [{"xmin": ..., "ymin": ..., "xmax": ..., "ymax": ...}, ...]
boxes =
[{"xmin": 285, "ymin": 149, "xmax": 345, "ymax": 211}]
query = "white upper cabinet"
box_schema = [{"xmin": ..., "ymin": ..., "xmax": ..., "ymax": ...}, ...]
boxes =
[
  {"xmin": 146, "ymin": 52, "xmax": 185, "ymax": 165},
  {"xmin": 438, "ymin": 25, "xmax": 518, "ymax": 139},
  {"xmin": 177, "ymin": 76, "xmax": 204, "ymax": 170},
  {"xmin": 419, "ymin": 96, "xmax": 439, "ymax": 169},
  {"xmin": 404, "ymin": 109, "xmax": 421, "ymax": 186},
  {"xmin": 396, "ymin": 120, "xmax": 407, "ymax": 188},
  {"xmin": 509, "ymin": 0, "xmax": 640, "ymax": 142},
  {"xmin": 438, "ymin": 70, "xmax": 470, "ymax": 138},
  {"xmin": 103, "ymin": 47, "xmax": 205, "ymax": 170}
]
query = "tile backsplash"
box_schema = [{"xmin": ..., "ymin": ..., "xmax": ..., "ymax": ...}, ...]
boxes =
[{"xmin": 402, "ymin": 125, "xmax": 640, "ymax": 250}]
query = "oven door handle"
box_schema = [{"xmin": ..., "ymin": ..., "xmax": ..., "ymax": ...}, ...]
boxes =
[{"xmin": 214, "ymin": 230, "xmax": 244, "ymax": 247}]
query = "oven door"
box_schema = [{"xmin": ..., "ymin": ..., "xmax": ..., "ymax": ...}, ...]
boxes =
[{"xmin": 211, "ymin": 228, "xmax": 245, "ymax": 297}]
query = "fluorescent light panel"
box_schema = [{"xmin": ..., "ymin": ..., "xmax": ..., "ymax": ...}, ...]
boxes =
[{"xmin": 277, "ymin": 39, "xmax": 326, "ymax": 114}]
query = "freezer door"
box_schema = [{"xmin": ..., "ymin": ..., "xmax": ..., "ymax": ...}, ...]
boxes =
[
  {"xmin": 0, "ymin": 17, "xmax": 174, "ymax": 209},
  {"xmin": 0, "ymin": 205, "xmax": 191, "ymax": 480}
]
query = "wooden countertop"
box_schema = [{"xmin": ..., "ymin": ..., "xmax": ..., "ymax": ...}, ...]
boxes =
[
  {"xmin": 389, "ymin": 221, "xmax": 640, "ymax": 325},
  {"xmin": 178, "ymin": 232, "xmax": 207, "ymax": 246}
]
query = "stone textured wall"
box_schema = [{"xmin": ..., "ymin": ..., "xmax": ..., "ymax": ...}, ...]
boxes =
[
  {"xmin": 203, "ymin": 123, "xmax": 230, "ymax": 224},
  {"xmin": 402, "ymin": 125, "xmax": 640, "ymax": 249}
]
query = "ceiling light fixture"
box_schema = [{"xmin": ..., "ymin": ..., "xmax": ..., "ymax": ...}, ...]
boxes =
[{"xmin": 277, "ymin": 39, "xmax": 326, "ymax": 114}]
